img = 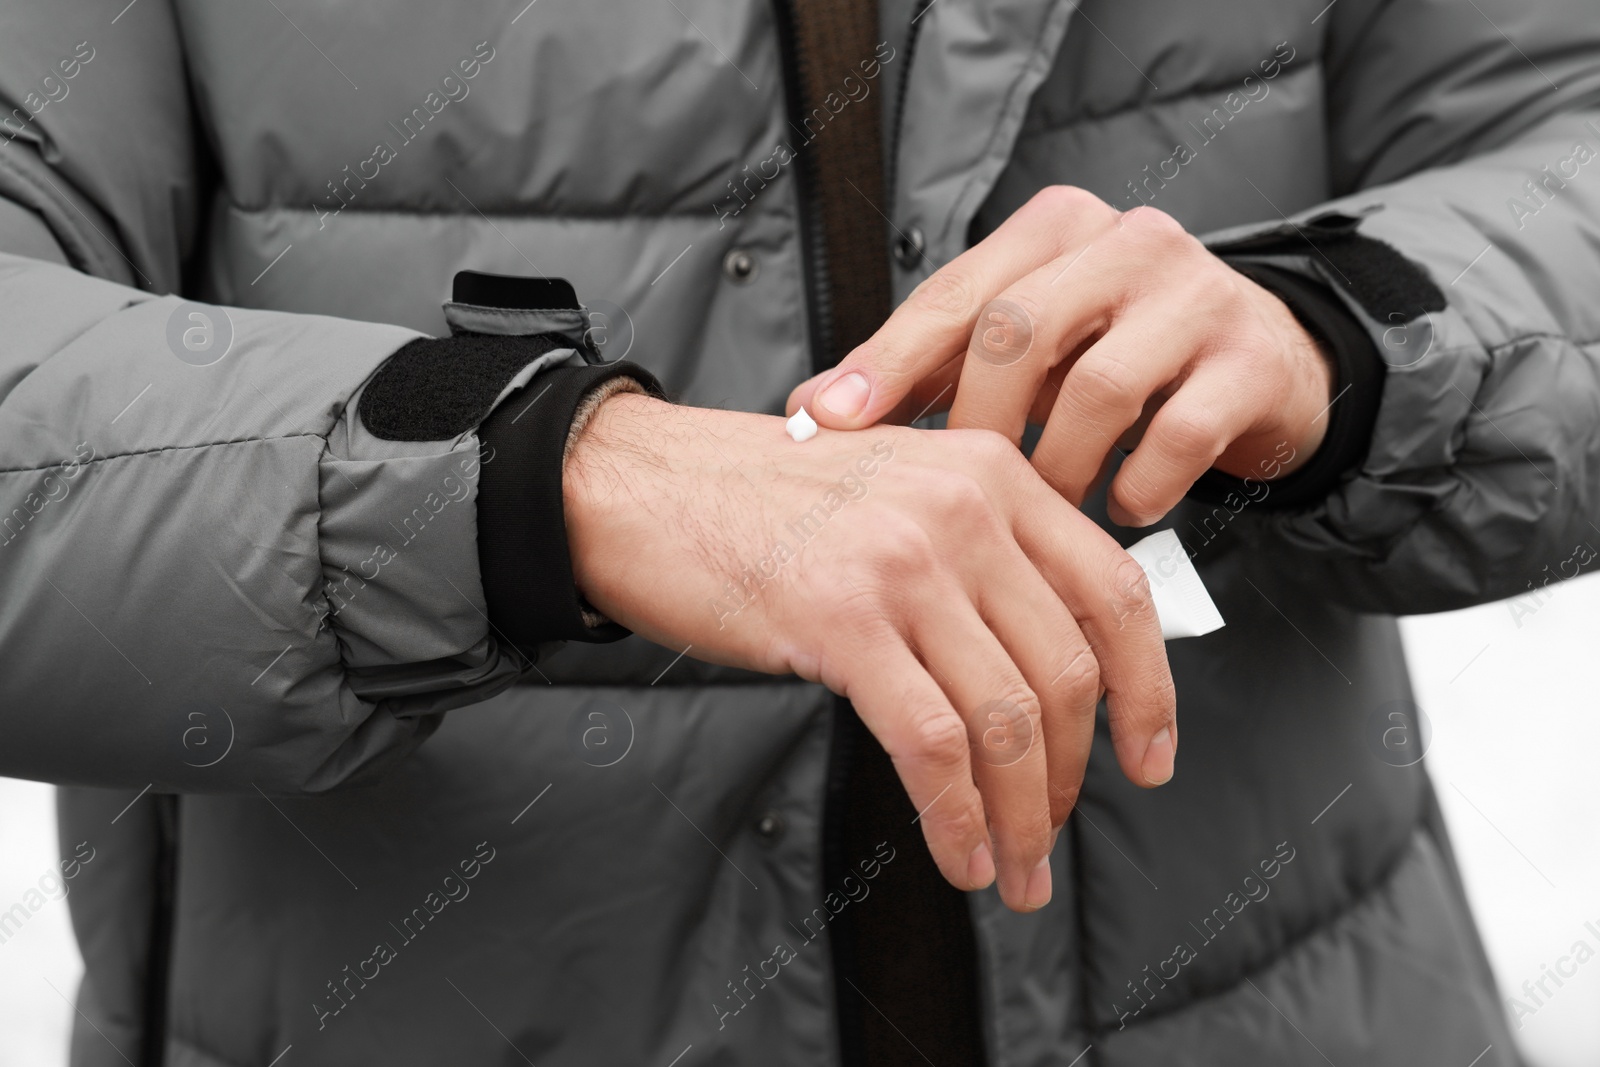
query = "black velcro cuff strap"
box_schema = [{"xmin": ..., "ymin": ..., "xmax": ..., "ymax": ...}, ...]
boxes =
[
  {"xmin": 477, "ymin": 360, "xmax": 667, "ymax": 656},
  {"xmin": 359, "ymin": 333, "xmax": 572, "ymax": 441},
  {"xmin": 1206, "ymin": 213, "xmax": 1447, "ymax": 322},
  {"xmin": 1189, "ymin": 262, "xmax": 1386, "ymax": 511}
]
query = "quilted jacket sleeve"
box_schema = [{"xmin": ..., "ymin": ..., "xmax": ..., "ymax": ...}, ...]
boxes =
[
  {"xmin": 0, "ymin": 3, "xmax": 553, "ymax": 793},
  {"xmin": 1203, "ymin": 0, "xmax": 1600, "ymax": 614}
]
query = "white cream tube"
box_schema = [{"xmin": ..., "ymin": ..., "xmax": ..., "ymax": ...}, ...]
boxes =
[{"xmin": 1126, "ymin": 529, "xmax": 1225, "ymax": 640}]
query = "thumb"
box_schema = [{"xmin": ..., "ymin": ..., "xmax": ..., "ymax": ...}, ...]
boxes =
[{"xmin": 786, "ymin": 345, "xmax": 925, "ymax": 430}]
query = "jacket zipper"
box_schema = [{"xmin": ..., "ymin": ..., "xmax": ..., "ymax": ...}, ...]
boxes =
[
  {"xmin": 769, "ymin": 0, "xmax": 835, "ymax": 375},
  {"xmin": 770, "ymin": 0, "xmax": 929, "ymax": 371},
  {"xmin": 885, "ymin": 0, "xmax": 932, "ymax": 216}
]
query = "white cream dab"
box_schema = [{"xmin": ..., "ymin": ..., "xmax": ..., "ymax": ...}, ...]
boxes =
[{"xmin": 786, "ymin": 406, "xmax": 818, "ymax": 442}]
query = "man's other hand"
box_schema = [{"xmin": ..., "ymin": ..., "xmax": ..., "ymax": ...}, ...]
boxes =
[
  {"xmin": 786, "ymin": 186, "xmax": 1335, "ymax": 527},
  {"xmin": 563, "ymin": 394, "xmax": 1177, "ymax": 913}
]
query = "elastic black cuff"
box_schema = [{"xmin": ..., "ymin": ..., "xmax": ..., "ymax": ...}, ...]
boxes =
[
  {"xmin": 1189, "ymin": 262, "xmax": 1386, "ymax": 512},
  {"xmin": 477, "ymin": 361, "xmax": 668, "ymax": 658}
]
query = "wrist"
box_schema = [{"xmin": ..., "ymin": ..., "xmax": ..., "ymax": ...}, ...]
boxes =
[
  {"xmin": 563, "ymin": 390, "xmax": 674, "ymax": 617},
  {"xmin": 1214, "ymin": 322, "xmax": 1333, "ymax": 482},
  {"xmin": 1288, "ymin": 335, "xmax": 1338, "ymax": 470},
  {"xmin": 1279, "ymin": 317, "xmax": 1338, "ymax": 474},
  {"xmin": 1194, "ymin": 259, "xmax": 1385, "ymax": 512}
]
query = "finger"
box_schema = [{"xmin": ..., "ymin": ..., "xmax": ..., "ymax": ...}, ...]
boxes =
[
  {"xmin": 908, "ymin": 599, "xmax": 1054, "ymax": 912},
  {"xmin": 845, "ymin": 637, "xmax": 996, "ymax": 894},
  {"xmin": 945, "ymin": 254, "xmax": 1123, "ymax": 444},
  {"xmin": 1031, "ymin": 314, "xmax": 1195, "ymax": 506},
  {"xmin": 1026, "ymin": 360, "xmax": 1071, "ymax": 427},
  {"xmin": 951, "ymin": 204, "xmax": 1207, "ymax": 445},
  {"xmin": 973, "ymin": 546, "xmax": 1101, "ymax": 830},
  {"xmin": 1008, "ymin": 487, "xmax": 1178, "ymax": 790},
  {"xmin": 1106, "ymin": 366, "xmax": 1260, "ymax": 527},
  {"xmin": 1083, "ymin": 446, "xmax": 1120, "ymax": 504},
  {"xmin": 802, "ymin": 187, "xmax": 1120, "ymax": 431},
  {"xmin": 786, "ymin": 351, "xmax": 966, "ymax": 426}
]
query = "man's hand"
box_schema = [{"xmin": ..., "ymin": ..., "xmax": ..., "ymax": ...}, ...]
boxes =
[
  {"xmin": 786, "ymin": 186, "xmax": 1336, "ymax": 526},
  {"xmin": 564, "ymin": 393, "xmax": 1176, "ymax": 912}
]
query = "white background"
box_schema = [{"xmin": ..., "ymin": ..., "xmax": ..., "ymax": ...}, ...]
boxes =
[{"xmin": 2, "ymin": 577, "xmax": 1598, "ymax": 1065}]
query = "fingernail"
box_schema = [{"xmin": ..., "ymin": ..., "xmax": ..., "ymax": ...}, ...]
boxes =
[
  {"xmin": 1109, "ymin": 501, "xmax": 1155, "ymax": 528},
  {"xmin": 817, "ymin": 372, "xmax": 870, "ymax": 419},
  {"xmin": 1142, "ymin": 725, "xmax": 1175, "ymax": 785},
  {"xmin": 967, "ymin": 840, "xmax": 995, "ymax": 890},
  {"xmin": 1024, "ymin": 855, "xmax": 1053, "ymax": 910}
]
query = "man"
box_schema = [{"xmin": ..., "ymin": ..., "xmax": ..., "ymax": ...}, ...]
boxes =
[{"xmin": 1, "ymin": 0, "xmax": 1596, "ymax": 1064}]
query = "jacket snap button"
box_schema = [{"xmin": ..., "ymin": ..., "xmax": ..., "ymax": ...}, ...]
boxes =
[
  {"xmin": 723, "ymin": 248, "xmax": 759, "ymax": 284},
  {"xmin": 893, "ymin": 226, "xmax": 925, "ymax": 268},
  {"xmin": 754, "ymin": 811, "xmax": 785, "ymax": 843}
]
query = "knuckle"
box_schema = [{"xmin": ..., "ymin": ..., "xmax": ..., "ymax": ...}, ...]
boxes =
[
  {"xmin": 1030, "ymin": 186, "xmax": 1117, "ymax": 249},
  {"xmin": 874, "ymin": 515, "xmax": 940, "ymax": 575},
  {"xmin": 1120, "ymin": 204, "xmax": 1187, "ymax": 242},
  {"xmin": 1000, "ymin": 289, "xmax": 1049, "ymax": 333},
  {"xmin": 1071, "ymin": 358, "xmax": 1142, "ymax": 414},
  {"xmin": 1106, "ymin": 555, "xmax": 1156, "ymax": 625},
  {"xmin": 905, "ymin": 711, "xmax": 972, "ymax": 770},
  {"xmin": 925, "ymin": 794, "xmax": 986, "ymax": 847},
  {"xmin": 959, "ymin": 427, "xmax": 1022, "ymax": 469},
  {"xmin": 991, "ymin": 683, "xmax": 1045, "ymax": 737},
  {"xmin": 1160, "ymin": 407, "xmax": 1225, "ymax": 463},
  {"xmin": 910, "ymin": 268, "xmax": 976, "ymax": 318},
  {"xmin": 936, "ymin": 469, "xmax": 990, "ymax": 509},
  {"xmin": 1032, "ymin": 184, "xmax": 1106, "ymax": 218},
  {"xmin": 935, "ymin": 473, "xmax": 1007, "ymax": 538},
  {"xmin": 1051, "ymin": 649, "xmax": 1102, "ymax": 709},
  {"xmin": 972, "ymin": 294, "xmax": 1042, "ymax": 366}
]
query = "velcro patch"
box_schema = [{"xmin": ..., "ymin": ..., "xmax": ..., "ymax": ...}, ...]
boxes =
[
  {"xmin": 1211, "ymin": 213, "xmax": 1446, "ymax": 321},
  {"xmin": 359, "ymin": 333, "xmax": 566, "ymax": 441}
]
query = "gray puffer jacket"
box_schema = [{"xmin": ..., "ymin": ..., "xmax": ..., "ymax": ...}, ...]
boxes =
[{"xmin": 3, "ymin": 0, "xmax": 1599, "ymax": 1064}]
